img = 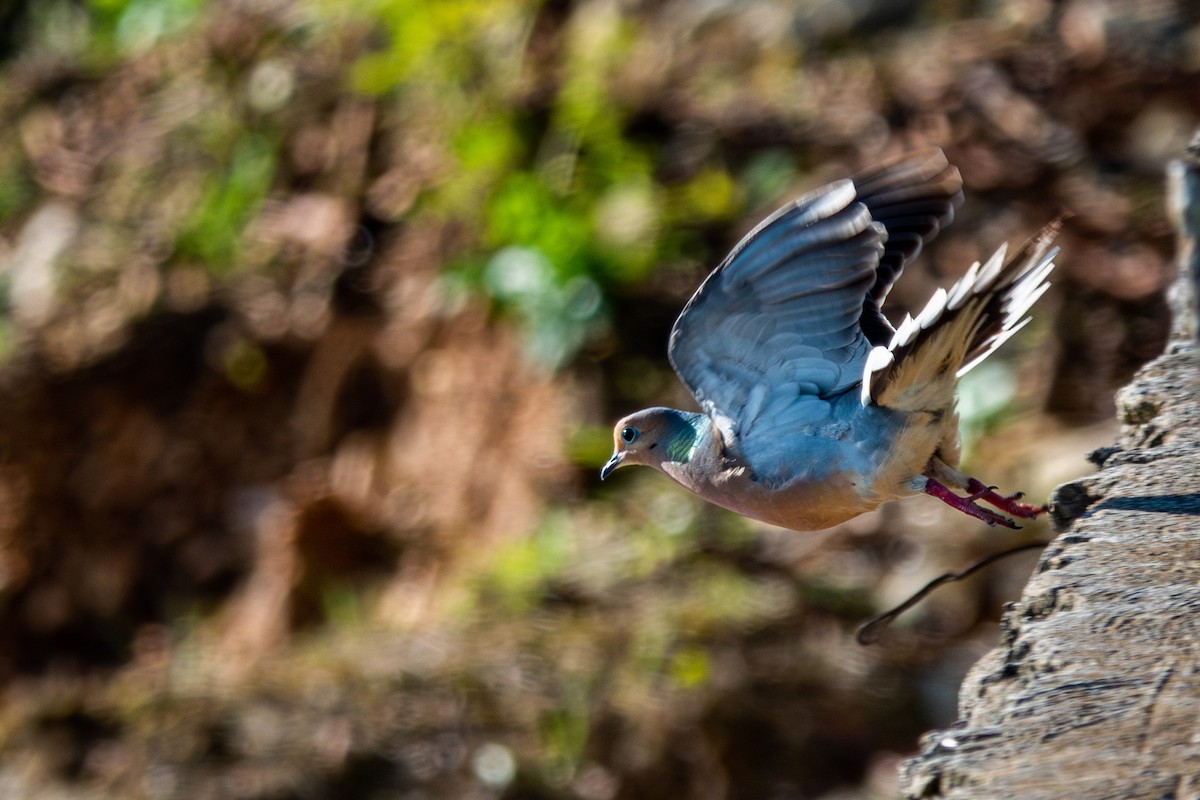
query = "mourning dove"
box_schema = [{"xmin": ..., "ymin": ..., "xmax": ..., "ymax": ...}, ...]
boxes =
[{"xmin": 601, "ymin": 149, "xmax": 1058, "ymax": 530}]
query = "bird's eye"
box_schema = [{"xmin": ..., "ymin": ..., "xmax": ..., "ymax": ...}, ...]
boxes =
[{"xmin": 621, "ymin": 426, "xmax": 638, "ymax": 444}]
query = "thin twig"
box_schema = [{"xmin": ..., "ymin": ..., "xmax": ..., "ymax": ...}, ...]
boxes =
[{"xmin": 856, "ymin": 541, "xmax": 1048, "ymax": 645}]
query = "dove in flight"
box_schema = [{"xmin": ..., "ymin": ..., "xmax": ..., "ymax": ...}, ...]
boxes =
[{"xmin": 601, "ymin": 149, "xmax": 1058, "ymax": 530}]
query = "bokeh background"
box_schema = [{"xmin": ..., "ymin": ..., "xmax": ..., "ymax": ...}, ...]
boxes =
[{"xmin": 0, "ymin": 0, "xmax": 1194, "ymax": 798}]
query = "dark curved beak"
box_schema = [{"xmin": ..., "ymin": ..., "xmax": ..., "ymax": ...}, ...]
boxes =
[{"xmin": 600, "ymin": 451, "xmax": 624, "ymax": 480}]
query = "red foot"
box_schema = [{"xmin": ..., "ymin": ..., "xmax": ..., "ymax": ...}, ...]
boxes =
[
  {"xmin": 964, "ymin": 478, "xmax": 1045, "ymax": 519},
  {"xmin": 923, "ymin": 478, "xmax": 1021, "ymax": 528}
]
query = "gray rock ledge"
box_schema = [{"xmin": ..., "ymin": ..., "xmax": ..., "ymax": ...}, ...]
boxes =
[{"xmin": 899, "ymin": 138, "xmax": 1200, "ymax": 800}]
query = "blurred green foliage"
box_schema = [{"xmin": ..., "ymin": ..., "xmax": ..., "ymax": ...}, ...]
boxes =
[
  {"xmin": 0, "ymin": 165, "xmax": 34, "ymax": 225},
  {"xmin": 16, "ymin": 0, "xmax": 205, "ymax": 64},
  {"xmin": 334, "ymin": 0, "xmax": 518, "ymax": 95},
  {"xmin": 87, "ymin": 0, "xmax": 205, "ymax": 56},
  {"xmin": 175, "ymin": 133, "xmax": 279, "ymax": 272},
  {"xmin": 221, "ymin": 334, "xmax": 270, "ymax": 390},
  {"xmin": 476, "ymin": 510, "xmax": 576, "ymax": 614},
  {"xmin": 0, "ymin": 0, "xmax": 751, "ymax": 366},
  {"xmin": 313, "ymin": 0, "xmax": 744, "ymax": 366}
]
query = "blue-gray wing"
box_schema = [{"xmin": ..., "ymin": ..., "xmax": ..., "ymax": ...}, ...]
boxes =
[{"xmin": 667, "ymin": 179, "xmax": 885, "ymax": 485}]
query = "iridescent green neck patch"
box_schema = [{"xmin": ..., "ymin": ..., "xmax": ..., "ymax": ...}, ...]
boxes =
[{"xmin": 664, "ymin": 411, "xmax": 705, "ymax": 464}]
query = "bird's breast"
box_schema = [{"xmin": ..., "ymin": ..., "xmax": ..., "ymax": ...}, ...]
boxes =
[{"xmin": 665, "ymin": 460, "xmax": 883, "ymax": 532}]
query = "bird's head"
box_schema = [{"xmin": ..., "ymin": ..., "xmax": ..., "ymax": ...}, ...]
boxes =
[{"xmin": 600, "ymin": 408, "xmax": 700, "ymax": 480}]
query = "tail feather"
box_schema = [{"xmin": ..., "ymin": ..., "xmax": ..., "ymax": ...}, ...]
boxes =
[{"xmin": 862, "ymin": 221, "xmax": 1060, "ymax": 411}]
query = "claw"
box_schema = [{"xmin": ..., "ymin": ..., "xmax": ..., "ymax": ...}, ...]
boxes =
[
  {"xmin": 964, "ymin": 478, "xmax": 1043, "ymax": 519},
  {"xmin": 965, "ymin": 483, "xmax": 999, "ymax": 502},
  {"xmin": 924, "ymin": 478, "xmax": 1021, "ymax": 528}
]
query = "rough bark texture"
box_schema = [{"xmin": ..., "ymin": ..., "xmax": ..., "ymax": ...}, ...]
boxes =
[{"xmin": 899, "ymin": 140, "xmax": 1200, "ymax": 798}]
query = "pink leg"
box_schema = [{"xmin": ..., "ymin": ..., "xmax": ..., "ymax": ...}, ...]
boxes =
[
  {"xmin": 923, "ymin": 478, "xmax": 1021, "ymax": 528},
  {"xmin": 964, "ymin": 478, "xmax": 1045, "ymax": 519}
]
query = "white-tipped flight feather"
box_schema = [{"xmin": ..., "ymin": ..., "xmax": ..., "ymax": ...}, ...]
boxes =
[
  {"xmin": 865, "ymin": 224, "xmax": 1059, "ymax": 408},
  {"xmin": 860, "ymin": 346, "xmax": 896, "ymax": 406}
]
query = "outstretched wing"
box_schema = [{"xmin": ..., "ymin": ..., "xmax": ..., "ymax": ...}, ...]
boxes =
[
  {"xmin": 667, "ymin": 179, "xmax": 884, "ymax": 484},
  {"xmin": 666, "ymin": 150, "xmax": 961, "ymax": 485}
]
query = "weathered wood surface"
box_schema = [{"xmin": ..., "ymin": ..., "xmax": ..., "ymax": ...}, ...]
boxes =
[{"xmin": 899, "ymin": 141, "xmax": 1200, "ymax": 799}]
